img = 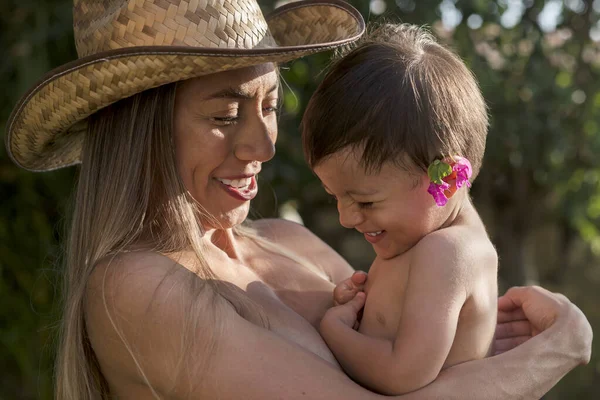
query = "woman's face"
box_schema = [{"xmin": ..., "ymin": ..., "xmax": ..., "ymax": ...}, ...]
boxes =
[{"xmin": 173, "ymin": 64, "xmax": 279, "ymax": 230}]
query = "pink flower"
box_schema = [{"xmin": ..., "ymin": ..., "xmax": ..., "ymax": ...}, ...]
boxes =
[
  {"xmin": 452, "ymin": 157, "xmax": 472, "ymax": 189},
  {"xmin": 427, "ymin": 181, "xmax": 451, "ymax": 207}
]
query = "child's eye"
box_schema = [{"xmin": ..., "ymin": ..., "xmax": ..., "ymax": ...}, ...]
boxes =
[{"xmin": 358, "ymin": 202, "xmax": 373, "ymax": 209}]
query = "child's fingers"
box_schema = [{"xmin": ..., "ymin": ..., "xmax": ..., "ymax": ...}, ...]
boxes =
[
  {"xmin": 343, "ymin": 292, "xmax": 366, "ymax": 314},
  {"xmin": 333, "ymin": 272, "xmax": 367, "ymax": 306},
  {"xmin": 326, "ymin": 292, "xmax": 366, "ymax": 328},
  {"xmin": 350, "ymin": 271, "xmax": 367, "ymax": 286},
  {"xmin": 333, "ymin": 281, "xmax": 354, "ymax": 306}
]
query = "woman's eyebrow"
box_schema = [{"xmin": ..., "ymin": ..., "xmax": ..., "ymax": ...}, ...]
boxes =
[{"xmin": 205, "ymin": 84, "xmax": 278, "ymax": 100}]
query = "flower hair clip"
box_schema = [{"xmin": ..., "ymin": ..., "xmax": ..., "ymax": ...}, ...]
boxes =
[{"xmin": 427, "ymin": 156, "xmax": 472, "ymax": 207}]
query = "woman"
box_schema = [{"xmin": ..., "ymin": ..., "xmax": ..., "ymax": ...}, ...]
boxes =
[{"xmin": 5, "ymin": 0, "xmax": 591, "ymax": 399}]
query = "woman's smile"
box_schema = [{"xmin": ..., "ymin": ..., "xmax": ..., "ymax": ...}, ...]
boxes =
[{"xmin": 216, "ymin": 175, "xmax": 258, "ymax": 201}]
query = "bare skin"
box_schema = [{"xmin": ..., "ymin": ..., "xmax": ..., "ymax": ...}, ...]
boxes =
[
  {"xmin": 84, "ymin": 65, "xmax": 592, "ymax": 399},
  {"xmin": 314, "ymin": 151, "xmax": 498, "ymax": 394},
  {"xmin": 320, "ymin": 202, "xmax": 498, "ymax": 395}
]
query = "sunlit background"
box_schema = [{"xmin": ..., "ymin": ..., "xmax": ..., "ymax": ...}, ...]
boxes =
[{"xmin": 1, "ymin": 0, "xmax": 599, "ymax": 398}]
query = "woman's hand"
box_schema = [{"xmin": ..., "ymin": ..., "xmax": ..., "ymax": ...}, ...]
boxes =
[
  {"xmin": 333, "ymin": 271, "xmax": 367, "ymax": 306},
  {"xmin": 494, "ymin": 286, "xmax": 592, "ymax": 363},
  {"xmin": 494, "ymin": 290, "xmax": 533, "ymax": 355}
]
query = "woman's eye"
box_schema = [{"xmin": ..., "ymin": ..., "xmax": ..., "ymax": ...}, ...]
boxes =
[
  {"xmin": 211, "ymin": 115, "xmax": 238, "ymax": 125},
  {"xmin": 264, "ymin": 104, "xmax": 280, "ymax": 114},
  {"xmin": 358, "ymin": 202, "xmax": 373, "ymax": 209}
]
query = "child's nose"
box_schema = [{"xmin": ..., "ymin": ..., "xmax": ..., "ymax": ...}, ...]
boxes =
[{"xmin": 338, "ymin": 205, "xmax": 364, "ymax": 229}]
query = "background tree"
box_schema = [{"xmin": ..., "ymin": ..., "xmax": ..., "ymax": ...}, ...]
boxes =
[{"xmin": 1, "ymin": 0, "xmax": 599, "ymax": 398}]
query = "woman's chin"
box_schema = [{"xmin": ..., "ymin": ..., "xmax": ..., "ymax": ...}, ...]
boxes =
[{"xmin": 204, "ymin": 204, "xmax": 250, "ymax": 230}]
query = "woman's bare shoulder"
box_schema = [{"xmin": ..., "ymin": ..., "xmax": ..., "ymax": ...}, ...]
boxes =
[
  {"xmin": 85, "ymin": 250, "xmax": 225, "ymax": 397},
  {"xmin": 87, "ymin": 250, "xmax": 222, "ymax": 329},
  {"xmin": 87, "ymin": 251, "xmax": 196, "ymax": 305}
]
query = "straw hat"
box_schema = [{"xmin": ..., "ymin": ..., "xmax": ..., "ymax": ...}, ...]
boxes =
[{"xmin": 5, "ymin": 0, "xmax": 364, "ymax": 171}]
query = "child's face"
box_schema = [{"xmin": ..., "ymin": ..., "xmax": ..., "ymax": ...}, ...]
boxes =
[{"xmin": 313, "ymin": 148, "xmax": 448, "ymax": 260}]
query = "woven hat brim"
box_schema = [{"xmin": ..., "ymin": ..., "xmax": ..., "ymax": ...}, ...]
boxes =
[{"xmin": 6, "ymin": 0, "xmax": 364, "ymax": 172}]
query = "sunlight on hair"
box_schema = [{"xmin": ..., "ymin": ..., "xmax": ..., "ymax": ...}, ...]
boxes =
[{"xmin": 279, "ymin": 72, "xmax": 300, "ymax": 115}]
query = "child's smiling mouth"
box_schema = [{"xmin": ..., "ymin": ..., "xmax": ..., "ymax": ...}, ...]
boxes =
[{"xmin": 363, "ymin": 230, "xmax": 387, "ymax": 244}]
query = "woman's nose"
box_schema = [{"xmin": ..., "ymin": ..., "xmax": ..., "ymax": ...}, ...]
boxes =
[
  {"xmin": 234, "ymin": 115, "xmax": 276, "ymax": 163},
  {"xmin": 338, "ymin": 203, "xmax": 364, "ymax": 229}
]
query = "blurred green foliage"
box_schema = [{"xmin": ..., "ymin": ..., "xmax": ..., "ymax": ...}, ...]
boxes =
[{"xmin": 1, "ymin": 0, "xmax": 599, "ymax": 398}]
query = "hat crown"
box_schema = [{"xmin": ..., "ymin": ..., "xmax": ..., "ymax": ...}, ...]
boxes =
[
  {"xmin": 73, "ymin": 0, "xmax": 274, "ymax": 57},
  {"xmin": 8, "ymin": 0, "xmax": 365, "ymax": 171}
]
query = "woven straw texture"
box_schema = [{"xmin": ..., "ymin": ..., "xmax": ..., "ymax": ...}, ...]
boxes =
[
  {"xmin": 74, "ymin": 0, "xmax": 276, "ymax": 55},
  {"xmin": 6, "ymin": 0, "xmax": 364, "ymax": 171}
]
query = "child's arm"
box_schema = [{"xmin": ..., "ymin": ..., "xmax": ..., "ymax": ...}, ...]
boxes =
[{"xmin": 320, "ymin": 232, "xmax": 476, "ymax": 395}]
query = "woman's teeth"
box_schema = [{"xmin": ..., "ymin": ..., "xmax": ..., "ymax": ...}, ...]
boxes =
[
  {"xmin": 217, "ymin": 177, "xmax": 252, "ymax": 189},
  {"xmin": 366, "ymin": 231, "xmax": 383, "ymax": 237}
]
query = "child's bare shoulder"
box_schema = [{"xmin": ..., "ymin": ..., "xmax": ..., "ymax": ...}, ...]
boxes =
[{"xmin": 412, "ymin": 226, "xmax": 497, "ymax": 275}]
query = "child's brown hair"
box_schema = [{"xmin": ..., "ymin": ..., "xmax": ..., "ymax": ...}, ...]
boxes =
[{"xmin": 302, "ymin": 23, "xmax": 488, "ymax": 179}]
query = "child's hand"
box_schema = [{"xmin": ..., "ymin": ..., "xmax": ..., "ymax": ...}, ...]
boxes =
[
  {"xmin": 323, "ymin": 292, "xmax": 366, "ymax": 330},
  {"xmin": 333, "ymin": 271, "xmax": 367, "ymax": 306}
]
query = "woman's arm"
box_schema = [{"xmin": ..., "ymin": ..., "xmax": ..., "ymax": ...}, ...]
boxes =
[
  {"xmin": 204, "ymin": 285, "xmax": 591, "ymax": 400},
  {"xmin": 88, "ymin": 252, "xmax": 591, "ymax": 400}
]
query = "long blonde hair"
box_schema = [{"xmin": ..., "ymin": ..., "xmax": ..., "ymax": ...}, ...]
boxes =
[{"xmin": 55, "ymin": 81, "xmax": 326, "ymax": 399}]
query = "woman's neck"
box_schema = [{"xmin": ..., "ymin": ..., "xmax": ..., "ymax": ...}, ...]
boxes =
[{"xmin": 204, "ymin": 227, "xmax": 243, "ymax": 260}]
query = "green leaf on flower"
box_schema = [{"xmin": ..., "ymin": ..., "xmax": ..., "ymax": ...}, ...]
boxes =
[{"xmin": 427, "ymin": 160, "xmax": 453, "ymax": 185}]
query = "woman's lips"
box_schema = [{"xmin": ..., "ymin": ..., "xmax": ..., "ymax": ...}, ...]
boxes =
[{"xmin": 216, "ymin": 176, "xmax": 258, "ymax": 201}]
